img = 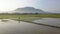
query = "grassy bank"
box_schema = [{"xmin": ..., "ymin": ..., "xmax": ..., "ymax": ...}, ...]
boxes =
[{"xmin": 0, "ymin": 14, "xmax": 60, "ymax": 21}]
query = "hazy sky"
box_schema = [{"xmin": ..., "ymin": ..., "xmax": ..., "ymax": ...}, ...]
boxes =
[{"xmin": 0, "ymin": 0, "xmax": 60, "ymax": 13}]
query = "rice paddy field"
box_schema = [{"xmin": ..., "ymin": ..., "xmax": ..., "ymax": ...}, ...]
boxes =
[
  {"xmin": 0, "ymin": 14, "xmax": 60, "ymax": 34},
  {"xmin": 0, "ymin": 14, "xmax": 60, "ymax": 21}
]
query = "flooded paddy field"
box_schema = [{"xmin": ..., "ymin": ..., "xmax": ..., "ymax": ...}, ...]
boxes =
[{"xmin": 0, "ymin": 18, "xmax": 60, "ymax": 34}]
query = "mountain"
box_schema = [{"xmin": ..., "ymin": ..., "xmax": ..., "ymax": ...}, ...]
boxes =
[{"xmin": 14, "ymin": 7, "xmax": 47, "ymax": 13}]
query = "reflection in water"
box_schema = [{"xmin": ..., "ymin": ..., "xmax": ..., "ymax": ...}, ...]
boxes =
[
  {"xmin": 0, "ymin": 19, "xmax": 60, "ymax": 34},
  {"xmin": 0, "ymin": 19, "xmax": 20, "ymax": 23},
  {"xmin": 33, "ymin": 18, "xmax": 60, "ymax": 26},
  {"xmin": 1, "ymin": 19, "xmax": 10, "ymax": 22}
]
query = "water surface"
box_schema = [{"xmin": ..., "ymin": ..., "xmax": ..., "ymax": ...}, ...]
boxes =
[
  {"xmin": 33, "ymin": 18, "xmax": 60, "ymax": 26},
  {"xmin": 0, "ymin": 19, "xmax": 60, "ymax": 34}
]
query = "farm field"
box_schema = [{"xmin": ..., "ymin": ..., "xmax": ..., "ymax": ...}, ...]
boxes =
[{"xmin": 0, "ymin": 14, "xmax": 60, "ymax": 21}]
